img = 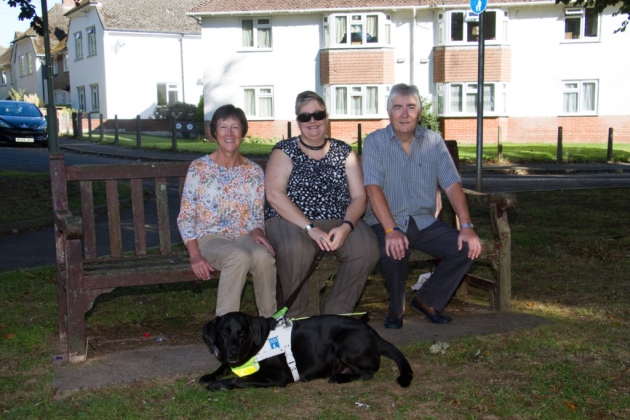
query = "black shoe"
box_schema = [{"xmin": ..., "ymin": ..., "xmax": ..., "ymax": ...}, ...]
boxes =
[
  {"xmin": 383, "ymin": 311, "xmax": 403, "ymax": 329},
  {"xmin": 410, "ymin": 296, "xmax": 452, "ymax": 324}
]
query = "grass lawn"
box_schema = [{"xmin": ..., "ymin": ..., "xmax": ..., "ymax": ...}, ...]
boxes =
[{"xmin": 1, "ymin": 188, "xmax": 629, "ymax": 418}]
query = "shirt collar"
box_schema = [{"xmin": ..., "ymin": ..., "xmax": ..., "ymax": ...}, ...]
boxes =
[{"xmin": 386, "ymin": 124, "xmax": 427, "ymax": 144}]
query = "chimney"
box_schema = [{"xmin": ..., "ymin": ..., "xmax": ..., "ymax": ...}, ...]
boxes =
[{"xmin": 62, "ymin": 0, "xmax": 77, "ymax": 8}]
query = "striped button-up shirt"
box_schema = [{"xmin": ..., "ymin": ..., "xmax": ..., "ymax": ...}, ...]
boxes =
[{"xmin": 362, "ymin": 124, "xmax": 461, "ymax": 232}]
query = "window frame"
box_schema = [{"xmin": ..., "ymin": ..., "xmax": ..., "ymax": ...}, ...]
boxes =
[
  {"xmin": 87, "ymin": 26, "xmax": 97, "ymax": 56},
  {"xmin": 325, "ymin": 12, "xmax": 391, "ymax": 48},
  {"xmin": 563, "ymin": 8, "xmax": 599, "ymax": 41},
  {"xmin": 26, "ymin": 52, "xmax": 33, "ymax": 74},
  {"xmin": 19, "ymin": 55, "xmax": 26, "ymax": 76},
  {"xmin": 90, "ymin": 84, "xmax": 99, "ymax": 111},
  {"xmin": 240, "ymin": 18, "xmax": 272, "ymax": 50},
  {"xmin": 437, "ymin": 9, "xmax": 506, "ymax": 45},
  {"xmin": 436, "ymin": 82, "xmax": 507, "ymax": 116},
  {"xmin": 63, "ymin": 54, "xmax": 69, "ymax": 72},
  {"xmin": 156, "ymin": 83, "xmax": 179, "ymax": 106},
  {"xmin": 74, "ymin": 31, "xmax": 83, "ymax": 59},
  {"xmin": 561, "ymin": 79, "xmax": 598, "ymax": 115},
  {"xmin": 0, "ymin": 70, "xmax": 7, "ymax": 86},
  {"xmin": 324, "ymin": 84, "xmax": 391, "ymax": 118},
  {"xmin": 77, "ymin": 86, "xmax": 86, "ymax": 111},
  {"xmin": 242, "ymin": 86, "xmax": 274, "ymax": 119},
  {"xmin": 52, "ymin": 57, "xmax": 59, "ymax": 75}
]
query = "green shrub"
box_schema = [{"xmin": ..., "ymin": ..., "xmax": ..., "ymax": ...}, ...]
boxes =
[
  {"xmin": 153, "ymin": 102, "xmax": 198, "ymax": 139},
  {"xmin": 419, "ymin": 96, "xmax": 441, "ymax": 135}
]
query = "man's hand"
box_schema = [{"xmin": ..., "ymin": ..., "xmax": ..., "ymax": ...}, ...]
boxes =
[
  {"xmin": 385, "ymin": 230, "xmax": 409, "ymax": 260},
  {"xmin": 458, "ymin": 228, "xmax": 481, "ymax": 259}
]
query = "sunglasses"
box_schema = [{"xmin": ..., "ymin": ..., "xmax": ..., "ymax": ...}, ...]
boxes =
[{"xmin": 297, "ymin": 110, "xmax": 327, "ymax": 123}]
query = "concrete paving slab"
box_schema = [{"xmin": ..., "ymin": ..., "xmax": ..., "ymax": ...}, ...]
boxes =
[{"xmin": 53, "ymin": 311, "xmax": 552, "ymax": 395}]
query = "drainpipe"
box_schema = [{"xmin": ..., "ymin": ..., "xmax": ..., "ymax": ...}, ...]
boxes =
[
  {"xmin": 179, "ymin": 34, "xmax": 186, "ymax": 103},
  {"xmin": 410, "ymin": 7, "xmax": 416, "ymax": 86}
]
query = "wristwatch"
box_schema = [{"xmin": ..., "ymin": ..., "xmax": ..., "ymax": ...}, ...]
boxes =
[
  {"xmin": 460, "ymin": 222, "xmax": 474, "ymax": 229},
  {"xmin": 304, "ymin": 223, "xmax": 315, "ymax": 231}
]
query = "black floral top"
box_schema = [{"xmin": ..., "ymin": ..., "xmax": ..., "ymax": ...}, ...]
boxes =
[{"xmin": 265, "ymin": 137, "xmax": 352, "ymax": 220}]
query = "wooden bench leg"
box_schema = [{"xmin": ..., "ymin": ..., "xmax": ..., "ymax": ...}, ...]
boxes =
[{"xmin": 65, "ymin": 240, "xmax": 87, "ymax": 363}]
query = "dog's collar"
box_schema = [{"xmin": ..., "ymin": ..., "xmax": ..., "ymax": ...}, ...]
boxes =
[{"xmin": 231, "ymin": 318, "xmax": 300, "ymax": 382}]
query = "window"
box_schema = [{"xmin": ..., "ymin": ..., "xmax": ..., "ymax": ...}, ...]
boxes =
[
  {"xmin": 26, "ymin": 52, "xmax": 33, "ymax": 74},
  {"xmin": 52, "ymin": 58, "xmax": 59, "ymax": 75},
  {"xmin": 77, "ymin": 86, "xmax": 86, "ymax": 111},
  {"xmin": 87, "ymin": 26, "xmax": 97, "ymax": 55},
  {"xmin": 564, "ymin": 8, "xmax": 599, "ymax": 40},
  {"xmin": 90, "ymin": 84, "xmax": 99, "ymax": 111},
  {"xmin": 63, "ymin": 54, "xmax": 69, "ymax": 72},
  {"xmin": 562, "ymin": 80, "xmax": 597, "ymax": 114},
  {"xmin": 74, "ymin": 32, "xmax": 83, "ymax": 59},
  {"xmin": 436, "ymin": 82, "xmax": 507, "ymax": 116},
  {"xmin": 326, "ymin": 13, "xmax": 390, "ymax": 46},
  {"xmin": 241, "ymin": 18, "xmax": 272, "ymax": 49},
  {"xmin": 325, "ymin": 84, "xmax": 388, "ymax": 117},
  {"xmin": 438, "ymin": 10, "xmax": 506, "ymax": 44},
  {"xmin": 0, "ymin": 70, "xmax": 7, "ymax": 86},
  {"xmin": 19, "ymin": 55, "xmax": 26, "ymax": 76},
  {"xmin": 157, "ymin": 83, "xmax": 179, "ymax": 106},
  {"xmin": 243, "ymin": 87, "xmax": 273, "ymax": 118}
]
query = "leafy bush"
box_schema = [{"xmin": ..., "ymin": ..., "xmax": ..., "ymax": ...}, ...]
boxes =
[{"xmin": 419, "ymin": 96, "xmax": 441, "ymax": 135}]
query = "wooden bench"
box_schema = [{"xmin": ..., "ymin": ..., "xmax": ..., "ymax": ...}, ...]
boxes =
[
  {"xmin": 303, "ymin": 140, "xmax": 517, "ymax": 314},
  {"xmin": 49, "ymin": 154, "xmax": 220, "ymax": 363}
]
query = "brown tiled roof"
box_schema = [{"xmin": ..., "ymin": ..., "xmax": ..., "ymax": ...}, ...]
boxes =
[
  {"xmin": 69, "ymin": 0, "xmax": 202, "ymax": 34},
  {"xmin": 0, "ymin": 45, "xmax": 12, "ymax": 67},
  {"xmin": 191, "ymin": 0, "xmax": 553, "ymax": 14},
  {"xmin": 12, "ymin": 3, "xmax": 69, "ymax": 55}
]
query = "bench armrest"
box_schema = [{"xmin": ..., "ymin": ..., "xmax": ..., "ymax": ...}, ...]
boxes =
[
  {"xmin": 54, "ymin": 210, "xmax": 83, "ymax": 240},
  {"xmin": 463, "ymin": 189, "xmax": 518, "ymax": 212}
]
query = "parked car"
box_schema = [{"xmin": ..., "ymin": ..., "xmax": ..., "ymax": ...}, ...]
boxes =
[{"xmin": 0, "ymin": 100, "xmax": 48, "ymax": 147}]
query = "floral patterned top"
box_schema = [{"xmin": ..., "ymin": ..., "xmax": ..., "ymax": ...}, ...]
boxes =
[
  {"xmin": 177, "ymin": 155, "xmax": 265, "ymax": 242},
  {"xmin": 264, "ymin": 137, "xmax": 351, "ymax": 220}
]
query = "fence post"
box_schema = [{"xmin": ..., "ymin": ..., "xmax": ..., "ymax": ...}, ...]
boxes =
[
  {"xmin": 114, "ymin": 115, "xmax": 119, "ymax": 146},
  {"xmin": 88, "ymin": 113, "xmax": 93, "ymax": 142},
  {"xmin": 607, "ymin": 127, "xmax": 614, "ymax": 162},
  {"xmin": 287, "ymin": 121, "xmax": 291, "ymax": 139},
  {"xmin": 497, "ymin": 126, "xmax": 503, "ymax": 161},
  {"xmin": 357, "ymin": 123, "xmax": 362, "ymax": 156},
  {"xmin": 78, "ymin": 112, "xmax": 83, "ymax": 141},
  {"xmin": 171, "ymin": 120, "xmax": 177, "ymax": 152},
  {"xmin": 136, "ymin": 115, "xmax": 141, "ymax": 148},
  {"xmin": 557, "ymin": 126, "xmax": 562, "ymax": 164},
  {"xmin": 99, "ymin": 113, "xmax": 104, "ymax": 142}
]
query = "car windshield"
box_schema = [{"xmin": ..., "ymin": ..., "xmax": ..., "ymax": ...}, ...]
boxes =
[{"xmin": 0, "ymin": 103, "xmax": 42, "ymax": 117}]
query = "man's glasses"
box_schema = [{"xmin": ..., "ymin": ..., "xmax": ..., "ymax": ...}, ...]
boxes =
[{"xmin": 297, "ymin": 110, "xmax": 327, "ymax": 123}]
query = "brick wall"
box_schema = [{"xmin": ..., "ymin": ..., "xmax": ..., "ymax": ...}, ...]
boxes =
[
  {"xmin": 320, "ymin": 49, "xmax": 395, "ymax": 85},
  {"xmin": 442, "ymin": 115, "xmax": 630, "ymax": 144},
  {"xmin": 434, "ymin": 46, "xmax": 511, "ymax": 83}
]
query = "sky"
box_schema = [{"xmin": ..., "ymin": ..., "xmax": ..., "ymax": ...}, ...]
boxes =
[{"xmin": 0, "ymin": 0, "xmax": 62, "ymax": 48}]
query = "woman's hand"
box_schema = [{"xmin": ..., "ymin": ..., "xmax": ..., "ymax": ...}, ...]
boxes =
[
  {"xmin": 307, "ymin": 226, "xmax": 335, "ymax": 252},
  {"xmin": 190, "ymin": 254, "xmax": 215, "ymax": 280},
  {"xmin": 251, "ymin": 228, "xmax": 275, "ymax": 256},
  {"xmin": 326, "ymin": 223, "xmax": 352, "ymax": 251}
]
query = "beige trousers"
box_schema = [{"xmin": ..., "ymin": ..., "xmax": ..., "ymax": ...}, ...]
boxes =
[{"xmin": 198, "ymin": 234, "xmax": 277, "ymax": 318}]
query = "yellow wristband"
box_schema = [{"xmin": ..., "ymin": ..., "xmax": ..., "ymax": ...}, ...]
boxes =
[{"xmin": 385, "ymin": 227, "xmax": 401, "ymax": 234}]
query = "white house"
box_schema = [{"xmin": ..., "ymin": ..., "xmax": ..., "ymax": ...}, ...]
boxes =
[
  {"xmin": 190, "ymin": 0, "xmax": 629, "ymax": 144},
  {"xmin": 64, "ymin": 0, "xmax": 204, "ymax": 119}
]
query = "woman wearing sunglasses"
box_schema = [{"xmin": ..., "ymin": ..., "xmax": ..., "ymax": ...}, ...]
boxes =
[{"xmin": 264, "ymin": 90, "xmax": 379, "ymax": 318}]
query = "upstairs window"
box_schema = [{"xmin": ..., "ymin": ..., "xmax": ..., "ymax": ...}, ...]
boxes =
[
  {"xmin": 63, "ymin": 54, "xmax": 69, "ymax": 72},
  {"xmin": 564, "ymin": 8, "xmax": 599, "ymax": 40},
  {"xmin": 87, "ymin": 26, "xmax": 97, "ymax": 55},
  {"xmin": 241, "ymin": 18, "xmax": 272, "ymax": 49},
  {"xmin": 438, "ymin": 10, "xmax": 506, "ymax": 44},
  {"xmin": 157, "ymin": 83, "xmax": 179, "ymax": 106},
  {"xmin": 53, "ymin": 58, "xmax": 59, "ymax": 75},
  {"xmin": 243, "ymin": 87, "xmax": 273, "ymax": 118},
  {"xmin": 562, "ymin": 80, "xmax": 597, "ymax": 114},
  {"xmin": 74, "ymin": 32, "xmax": 83, "ymax": 59},
  {"xmin": 19, "ymin": 55, "xmax": 26, "ymax": 76},
  {"xmin": 1, "ymin": 70, "xmax": 8, "ymax": 86},
  {"xmin": 325, "ymin": 13, "xmax": 391, "ymax": 47},
  {"xmin": 26, "ymin": 52, "xmax": 33, "ymax": 74}
]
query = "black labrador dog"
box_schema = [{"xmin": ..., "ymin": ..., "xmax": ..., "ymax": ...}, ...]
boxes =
[{"xmin": 200, "ymin": 312, "xmax": 413, "ymax": 391}]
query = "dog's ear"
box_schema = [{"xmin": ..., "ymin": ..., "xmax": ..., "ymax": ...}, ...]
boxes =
[
  {"xmin": 202, "ymin": 316, "xmax": 221, "ymax": 358},
  {"xmin": 249, "ymin": 316, "xmax": 277, "ymax": 346}
]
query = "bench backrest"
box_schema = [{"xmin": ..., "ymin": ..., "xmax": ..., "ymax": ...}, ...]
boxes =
[{"xmin": 50, "ymin": 154, "xmax": 191, "ymax": 261}]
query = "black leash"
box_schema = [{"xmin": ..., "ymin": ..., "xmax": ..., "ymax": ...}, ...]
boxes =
[{"xmin": 274, "ymin": 249, "xmax": 326, "ymax": 319}]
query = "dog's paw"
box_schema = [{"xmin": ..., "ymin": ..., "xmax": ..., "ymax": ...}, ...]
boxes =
[
  {"xmin": 199, "ymin": 373, "xmax": 219, "ymax": 384},
  {"xmin": 206, "ymin": 381, "xmax": 231, "ymax": 391}
]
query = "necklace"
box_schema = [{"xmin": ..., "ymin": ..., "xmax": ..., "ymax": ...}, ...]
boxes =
[{"xmin": 299, "ymin": 136, "xmax": 328, "ymax": 151}]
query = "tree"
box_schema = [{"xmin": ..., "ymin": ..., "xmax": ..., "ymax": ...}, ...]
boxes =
[
  {"xmin": 556, "ymin": 0, "xmax": 629, "ymax": 32},
  {"xmin": 3, "ymin": 0, "xmax": 79, "ymax": 36}
]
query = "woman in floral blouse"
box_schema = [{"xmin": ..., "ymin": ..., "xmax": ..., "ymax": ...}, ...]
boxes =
[{"xmin": 177, "ymin": 105, "xmax": 276, "ymax": 317}]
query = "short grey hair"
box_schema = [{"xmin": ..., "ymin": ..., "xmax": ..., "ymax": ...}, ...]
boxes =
[
  {"xmin": 295, "ymin": 90, "xmax": 327, "ymax": 115},
  {"xmin": 387, "ymin": 83, "xmax": 423, "ymax": 113}
]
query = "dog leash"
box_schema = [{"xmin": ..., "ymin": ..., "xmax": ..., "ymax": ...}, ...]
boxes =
[{"xmin": 273, "ymin": 249, "xmax": 326, "ymax": 320}]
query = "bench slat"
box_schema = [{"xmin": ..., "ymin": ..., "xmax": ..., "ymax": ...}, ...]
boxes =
[
  {"xmin": 80, "ymin": 180, "xmax": 97, "ymax": 260},
  {"xmin": 106, "ymin": 179, "xmax": 123, "ymax": 258},
  {"xmin": 131, "ymin": 178, "xmax": 147, "ymax": 256},
  {"xmin": 155, "ymin": 177, "xmax": 171, "ymax": 255}
]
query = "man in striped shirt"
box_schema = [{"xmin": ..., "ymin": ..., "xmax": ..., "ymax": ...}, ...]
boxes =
[{"xmin": 363, "ymin": 83, "xmax": 481, "ymax": 329}]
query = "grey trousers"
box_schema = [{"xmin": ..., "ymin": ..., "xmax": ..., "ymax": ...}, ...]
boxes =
[
  {"xmin": 265, "ymin": 217, "xmax": 379, "ymax": 318},
  {"xmin": 372, "ymin": 218, "xmax": 474, "ymax": 315},
  {"xmin": 198, "ymin": 233, "xmax": 277, "ymax": 318}
]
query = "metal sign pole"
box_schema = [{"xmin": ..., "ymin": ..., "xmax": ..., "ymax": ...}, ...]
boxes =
[
  {"xmin": 475, "ymin": 11, "xmax": 485, "ymax": 192},
  {"xmin": 41, "ymin": 0, "xmax": 59, "ymax": 153}
]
